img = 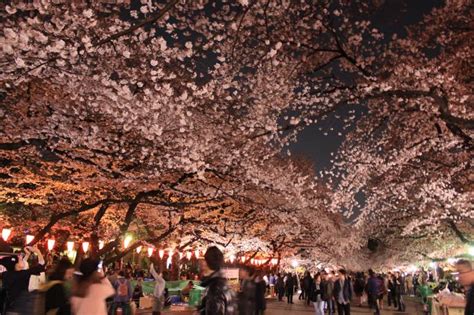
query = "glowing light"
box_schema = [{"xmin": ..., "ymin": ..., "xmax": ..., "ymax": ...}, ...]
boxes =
[
  {"xmin": 407, "ymin": 265, "xmax": 417, "ymax": 273},
  {"xmin": 291, "ymin": 259, "xmax": 299, "ymax": 268},
  {"xmin": 186, "ymin": 251, "xmax": 192, "ymax": 260},
  {"xmin": 99, "ymin": 240, "xmax": 104, "ymax": 250},
  {"xmin": 136, "ymin": 246, "xmax": 142, "ymax": 254},
  {"xmin": 241, "ymin": 257, "xmax": 246, "ymax": 263},
  {"xmin": 166, "ymin": 255, "xmax": 172, "ymax": 269},
  {"xmin": 168, "ymin": 249, "xmax": 174, "ymax": 257},
  {"xmin": 26, "ymin": 235, "xmax": 34, "ymax": 245},
  {"xmin": 67, "ymin": 241, "xmax": 74, "ymax": 252},
  {"xmin": 1, "ymin": 228, "xmax": 11, "ymax": 242},
  {"xmin": 194, "ymin": 249, "xmax": 200, "ymax": 259},
  {"xmin": 159, "ymin": 249, "xmax": 165, "ymax": 259},
  {"xmin": 123, "ymin": 235, "xmax": 133, "ymax": 249},
  {"xmin": 82, "ymin": 242, "xmax": 89, "ymax": 253},
  {"xmin": 229, "ymin": 254, "xmax": 236, "ymax": 263},
  {"xmin": 179, "ymin": 252, "xmax": 183, "ymax": 259},
  {"xmin": 469, "ymin": 246, "xmax": 474, "ymax": 256},
  {"xmin": 429, "ymin": 261, "xmax": 436, "ymax": 268},
  {"xmin": 147, "ymin": 247, "xmax": 154, "ymax": 257},
  {"xmin": 47, "ymin": 239, "xmax": 56, "ymax": 251},
  {"xmin": 447, "ymin": 258, "xmax": 458, "ymax": 264},
  {"xmin": 250, "ymin": 258, "xmax": 255, "ymax": 264},
  {"xmin": 271, "ymin": 258, "xmax": 278, "ymax": 265}
]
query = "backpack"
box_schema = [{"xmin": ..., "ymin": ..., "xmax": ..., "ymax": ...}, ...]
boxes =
[{"xmin": 117, "ymin": 279, "xmax": 129, "ymax": 297}]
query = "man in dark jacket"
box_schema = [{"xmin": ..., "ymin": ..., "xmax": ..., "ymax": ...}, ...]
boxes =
[
  {"xmin": 367, "ymin": 269, "xmax": 381, "ymax": 315},
  {"xmin": 276, "ymin": 274, "xmax": 285, "ymax": 301},
  {"xmin": 455, "ymin": 260, "xmax": 474, "ymax": 315},
  {"xmin": 302, "ymin": 271, "xmax": 313, "ymax": 306},
  {"xmin": 198, "ymin": 247, "xmax": 236, "ymax": 315},
  {"xmin": 238, "ymin": 266, "xmax": 256, "ymax": 315},
  {"xmin": 333, "ymin": 269, "xmax": 352, "ymax": 315},
  {"xmin": 285, "ymin": 273, "xmax": 295, "ymax": 304}
]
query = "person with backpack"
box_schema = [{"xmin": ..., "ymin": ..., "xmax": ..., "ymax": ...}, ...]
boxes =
[
  {"xmin": 44, "ymin": 257, "xmax": 74, "ymax": 315},
  {"xmin": 70, "ymin": 258, "xmax": 115, "ymax": 315},
  {"xmin": 198, "ymin": 246, "xmax": 236, "ymax": 315},
  {"xmin": 111, "ymin": 271, "xmax": 133, "ymax": 315},
  {"xmin": 0, "ymin": 246, "xmax": 45, "ymax": 314}
]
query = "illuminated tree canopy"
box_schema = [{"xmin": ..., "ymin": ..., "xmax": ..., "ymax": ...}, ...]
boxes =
[{"xmin": 0, "ymin": 0, "xmax": 472, "ymax": 267}]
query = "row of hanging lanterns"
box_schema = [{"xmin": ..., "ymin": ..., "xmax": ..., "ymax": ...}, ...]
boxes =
[{"xmin": 2, "ymin": 228, "xmax": 279, "ymax": 266}]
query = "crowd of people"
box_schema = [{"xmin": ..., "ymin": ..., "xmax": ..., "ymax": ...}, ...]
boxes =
[{"xmin": 0, "ymin": 245, "xmax": 473, "ymax": 315}]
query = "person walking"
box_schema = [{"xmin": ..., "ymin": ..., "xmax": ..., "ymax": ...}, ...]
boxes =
[
  {"xmin": 394, "ymin": 272, "xmax": 405, "ymax": 312},
  {"xmin": 333, "ymin": 269, "xmax": 352, "ymax": 315},
  {"xmin": 255, "ymin": 271, "xmax": 267, "ymax": 315},
  {"xmin": 353, "ymin": 272, "xmax": 365, "ymax": 307},
  {"xmin": 276, "ymin": 273, "xmax": 285, "ymax": 302},
  {"xmin": 150, "ymin": 262, "xmax": 166, "ymax": 315},
  {"xmin": 377, "ymin": 274, "xmax": 387, "ymax": 310},
  {"xmin": 285, "ymin": 272, "xmax": 295, "ymax": 304},
  {"xmin": 238, "ymin": 266, "xmax": 256, "ymax": 315},
  {"xmin": 387, "ymin": 273, "xmax": 397, "ymax": 309},
  {"xmin": 455, "ymin": 259, "xmax": 474, "ymax": 315},
  {"xmin": 44, "ymin": 257, "xmax": 74, "ymax": 315},
  {"xmin": 70, "ymin": 258, "xmax": 115, "ymax": 315},
  {"xmin": 111, "ymin": 271, "xmax": 133, "ymax": 315},
  {"xmin": 322, "ymin": 272, "xmax": 336, "ymax": 314},
  {"xmin": 198, "ymin": 246, "xmax": 236, "ymax": 315},
  {"xmin": 303, "ymin": 271, "xmax": 313, "ymax": 306},
  {"xmin": 367, "ymin": 269, "xmax": 381, "ymax": 315},
  {"xmin": 310, "ymin": 273, "xmax": 324, "ymax": 315}
]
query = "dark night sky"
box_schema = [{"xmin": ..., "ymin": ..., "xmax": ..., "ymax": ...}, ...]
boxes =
[{"xmin": 289, "ymin": 0, "xmax": 443, "ymax": 177}]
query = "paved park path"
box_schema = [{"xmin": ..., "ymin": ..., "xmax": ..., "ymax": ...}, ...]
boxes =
[
  {"xmin": 265, "ymin": 295, "xmax": 425, "ymax": 315},
  {"xmin": 144, "ymin": 294, "xmax": 426, "ymax": 314}
]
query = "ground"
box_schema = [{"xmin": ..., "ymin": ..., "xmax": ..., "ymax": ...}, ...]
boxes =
[
  {"xmin": 265, "ymin": 296, "xmax": 424, "ymax": 315},
  {"xmin": 139, "ymin": 294, "xmax": 426, "ymax": 314}
]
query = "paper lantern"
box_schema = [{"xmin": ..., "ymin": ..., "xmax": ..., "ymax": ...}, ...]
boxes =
[
  {"xmin": 123, "ymin": 235, "xmax": 133, "ymax": 249},
  {"xmin": 194, "ymin": 249, "xmax": 200, "ymax": 259},
  {"xmin": 136, "ymin": 246, "xmax": 142, "ymax": 254},
  {"xmin": 1, "ymin": 228, "xmax": 11, "ymax": 242},
  {"xmin": 47, "ymin": 239, "xmax": 56, "ymax": 251},
  {"xmin": 82, "ymin": 242, "xmax": 90, "ymax": 253},
  {"xmin": 159, "ymin": 249, "xmax": 165, "ymax": 259},
  {"xmin": 271, "ymin": 258, "xmax": 278, "ymax": 266},
  {"xmin": 241, "ymin": 257, "xmax": 246, "ymax": 263},
  {"xmin": 179, "ymin": 252, "xmax": 183, "ymax": 260},
  {"xmin": 147, "ymin": 247, "xmax": 154, "ymax": 257},
  {"xmin": 67, "ymin": 241, "xmax": 74, "ymax": 252},
  {"xmin": 250, "ymin": 258, "xmax": 255, "ymax": 265},
  {"xmin": 229, "ymin": 255, "xmax": 236, "ymax": 263},
  {"xmin": 166, "ymin": 255, "xmax": 172, "ymax": 269},
  {"xmin": 186, "ymin": 251, "xmax": 192, "ymax": 260},
  {"xmin": 99, "ymin": 240, "xmax": 104, "ymax": 250},
  {"xmin": 26, "ymin": 235, "xmax": 34, "ymax": 245}
]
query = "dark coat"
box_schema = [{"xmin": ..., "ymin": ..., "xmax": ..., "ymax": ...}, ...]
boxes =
[
  {"xmin": 199, "ymin": 271, "xmax": 236, "ymax": 315},
  {"xmin": 238, "ymin": 279, "xmax": 256, "ymax": 315},
  {"xmin": 309, "ymin": 282, "xmax": 323, "ymax": 302},
  {"xmin": 285, "ymin": 276, "xmax": 295, "ymax": 295},
  {"xmin": 465, "ymin": 284, "xmax": 474, "ymax": 315},
  {"xmin": 255, "ymin": 280, "xmax": 266, "ymax": 311},
  {"xmin": 303, "ymin": 275, "xmax": 313, "ymax": 291},
  {"xmin": 333, "ymin": 279, "xmax": 352, "ymax": 303}
]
